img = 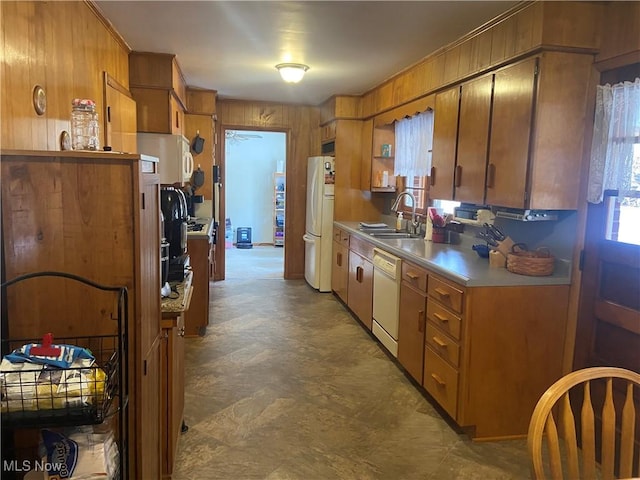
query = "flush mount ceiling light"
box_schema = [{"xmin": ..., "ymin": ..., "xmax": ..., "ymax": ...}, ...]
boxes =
[{"xmin": 275, "ymin": 63, "xmax": 309, "ymax": 83}]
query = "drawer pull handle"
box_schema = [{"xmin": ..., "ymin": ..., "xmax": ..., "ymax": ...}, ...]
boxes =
[
  {"xmin": 433, "ymin": 336, "xmax": 447, "ymax": 348},
  {"xmin": 434, "ymin": 287, "xmax": 450, "ymax": 298},
  {"xmin": 433, "ymin": 312, "xmax": 449, "ymax": 323},
  {"xmin": 337, "ymin": 252, "xmax": 342, "ymax": 267},
  {"xmin": 431, "ymin": 373, "xmax": 446, "ymax": 387},
  {"xmin": 407, "ymin": 272, "xmax": 420, "ymax": 280}
]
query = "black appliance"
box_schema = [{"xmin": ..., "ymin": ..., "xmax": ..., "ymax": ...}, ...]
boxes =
[{"xmin": 161, "ymin": 187, "xmax": 189, "ymax": 282}]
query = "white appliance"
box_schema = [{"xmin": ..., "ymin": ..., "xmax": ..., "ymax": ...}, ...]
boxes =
[
  {"xmin": 303, "ymin": 156, "xmax": 335, "ymax": 292},
  {"xmin": 138, "ymin": 133, "xmax": 194, "ymax": 185},
  {"xmin": 372, "ymin": 248, "xmax": 402, "ymax": 357}
]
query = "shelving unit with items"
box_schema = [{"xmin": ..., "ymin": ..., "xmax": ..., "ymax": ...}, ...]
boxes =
[{"xmin": 273, "ymin": 173, "xmax": 285, "ymax": 247}]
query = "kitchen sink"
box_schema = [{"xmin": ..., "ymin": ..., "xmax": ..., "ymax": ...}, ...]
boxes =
[
  {"xmin": 367, "ymin": 232, "xmax": 422, "ymax": 239},
  {"xmin": 359, "ymin": 227, "xmax": 396, "ymax": 234}
]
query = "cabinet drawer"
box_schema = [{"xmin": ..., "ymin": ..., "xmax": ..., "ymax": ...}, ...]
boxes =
[
  {"xmin": 423, "ymin": 346, "xmax": 459, "ymax": 419},
  {"xmin": 402, "ymin": 262, "xmax": 428, "ymax": 292},
  {"xmin": 426, "ymin": 298, "xmax": 462, "ymax": 340},
  {"xmin": 332, "ymin": 227, "xmax": 349, "ymax": 246},
  {"xmin": 349, "ymin": 235, "xmax": 374, "ymax": 261},
  {"xmin": 428, "ymin": 275, "xmax": 464, "ymax": 313},
  {"xmin": 425, "ymin": 323, "xmax": 460, "ymax": 367}
]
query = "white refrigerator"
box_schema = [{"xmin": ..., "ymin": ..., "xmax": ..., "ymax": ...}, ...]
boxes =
[{"xmin": 303, "ymin": 156, "xmax": 335, "ymax": 292}]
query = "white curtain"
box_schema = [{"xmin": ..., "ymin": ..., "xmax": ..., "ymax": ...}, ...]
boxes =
[
  {"xmin": 587, "ymin": 78, "xmax": 640, "ymax": 203},
  {"xmin": 394, "ymin": 110, "xmax": 433, "ymax": 177}
]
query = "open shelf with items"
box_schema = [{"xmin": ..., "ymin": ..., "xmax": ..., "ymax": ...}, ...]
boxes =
[
  {"xmin": 273, "ymin": 172, "xmax": 285, "ymax": 247},
  {"xmin": 1, "ymin": 271, "xmax": 129, "ymax": 479}
]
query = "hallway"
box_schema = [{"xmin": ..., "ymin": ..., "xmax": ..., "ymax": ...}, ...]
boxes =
[{"xmin": 173, "ymin": 267, "xmax": 532, "ymax": 479}]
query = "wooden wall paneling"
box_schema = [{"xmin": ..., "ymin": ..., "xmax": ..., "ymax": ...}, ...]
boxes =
[
  {"xmin": 319, "ymin": 96, "xmax": 336, "ymax": 124},
  {"xmin": 216, "ymin": 100, "xmax": 318, "ymax": 279},
  {"xmin": 0, "ymin": 1, "xmax": 130, "ymax": 150},
  {"xmin": 184, "ymin": 114, "xmax": 214, "ymax": 202},
  {"xmin": 596, "ymin": 1, "xmax": 640, "ymax": 66},
  {"xmin": 392, "ymin": 71, "xmax": 411, "ymax": 106},
  {"xmin": 540, "ymin": 1, "xmax": 602, "ymax": 51},
  {"xmin": 334, "ymin": 96, "xmax": 360, "ymax": 119},
  {"xmin": 501, "ymin": 15, "xmax": 517, "ymax": 62},
  {"xmin": 375, "ymin": 82, "xmax": 394, "ymax": 114},
  {"xmin": 456, "ymin": 39, "xmax": 473, "ymax": 82},
  {"xmin": 529, "ymin": 52, "xmax": 595, "ymax": 210},
  {"xmin": 443, "ymin": 47, "xmax": 461, "ymax": 84},
  {"xmin": 489, "ymin": 18, "xmax": 507, "ymax": 66},
  {"xmin": 470, "ymin": 30, "xmax": 493, "ymax": 73},
  {"xmin": 514, "ymin": 2, "xmax": 543, "ymax": 56},
  {"xmin": 360, "ymin": 119, "xmax": 373, "ymax": 191},
  {"xmin": 186, "ymin": 88, "xmax": 217, "ymax": 115},
  {"xmin": 360, "ymin": 92, "xmax": 375, "ymax": 119},
  {"xmin": 430, "ymin": 53, "xmax": 446, "ymax": 92}
]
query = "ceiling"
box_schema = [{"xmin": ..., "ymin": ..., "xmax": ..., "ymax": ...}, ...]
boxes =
[{"xmin": 95, "ymin": 1, "xmax": 519, "ymax": 106}]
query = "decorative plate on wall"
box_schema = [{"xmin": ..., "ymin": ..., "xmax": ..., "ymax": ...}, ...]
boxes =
[{"xmin": 32, "ymin": 85, "xmax": 46, "ymax": 115}]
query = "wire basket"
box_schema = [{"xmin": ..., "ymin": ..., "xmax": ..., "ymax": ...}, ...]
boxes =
[
  {"xmin": 506, "ymin": 243, "xmax": 555, "ymax": 276},
  {"xmin": 0, "ymin": 335, "xmax": 119, "ymax": 428}
]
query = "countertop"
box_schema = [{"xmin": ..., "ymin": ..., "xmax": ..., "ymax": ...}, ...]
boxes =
[
  {"xmin": 186, "ymin": 217, "xmax": 215, "ymax": 240},
  {"xmin": 335, "ymin": 221, "xmax": 572, "ymax": 287},
  {"xmin": 161, "ymin": 270, "xmax": 193, "ymax": 320}
]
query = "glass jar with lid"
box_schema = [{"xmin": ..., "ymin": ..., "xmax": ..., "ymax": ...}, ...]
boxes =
[{"xmin": 70, "ymin": 98, "xmax": 100, "ymax": 151}]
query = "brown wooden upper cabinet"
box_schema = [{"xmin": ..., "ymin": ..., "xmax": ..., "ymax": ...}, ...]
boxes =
[
  {"xmin": 454, "ymin": 74, "xmax": 493, "ymax": 205},
  {"xmin": 431, "ymin": 52, "xmax": 592, "ymax": 210},
  {"xmin": 485, "ymin": 57, "xmax": 537, "ymax": 208},
  {"xmin": 129, "ymin": 52, "xmax": 187, "ymax": 135},
  {"xmin": 430, "ymin": 86, "xmax": 460, "ymax": 201}
]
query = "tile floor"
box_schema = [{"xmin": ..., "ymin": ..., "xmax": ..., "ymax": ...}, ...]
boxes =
[{"xmin": 172, "ymin": 247, "xmax": 533, "ymax": 479}]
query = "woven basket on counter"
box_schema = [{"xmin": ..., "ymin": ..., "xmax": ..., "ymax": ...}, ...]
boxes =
[{"xmin": 506, "ymin": 243, "xmax": 555, "ymax": 276}]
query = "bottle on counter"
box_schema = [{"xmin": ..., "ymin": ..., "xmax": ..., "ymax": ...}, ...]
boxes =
[
  {"xmin": 396, "ymin": 211, "xmax": 404, "ymax": 231},
  {"xmin": 71, "ymin": 98, "xmax": 100, "ymax": 151}
]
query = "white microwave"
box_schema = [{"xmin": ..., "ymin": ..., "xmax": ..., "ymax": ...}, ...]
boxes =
[{"xmin": 138, "ymin": 133, "xmax": 194, "ymax": 184}]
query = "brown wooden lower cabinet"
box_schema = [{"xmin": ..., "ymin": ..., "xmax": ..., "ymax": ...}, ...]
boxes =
[
  {"xmin": 161, "ymin": 314, "xmax": 186, "ymax": 479},
  {"xmin": 185, "ymin": 236, "xmax": 211, "ymax": 336},
  {"xmin": 331, "ymin": 240, "xmax": 349, "ymax": 302},
  {"xmin": 347, "ymin": 250, "xmax": 373, "ymax": 329},
  {"xmin": 138, "ymin": 338, "xmax": 162, "ymax": 480},
  {"xmin": 398, "ymin": 281, "xmax": 427, "ymax": 383}
]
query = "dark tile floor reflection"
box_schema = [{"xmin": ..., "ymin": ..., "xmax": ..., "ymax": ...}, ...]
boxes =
[{"xmin": 173, "ymin": 249, "xmax": 532, "ymax": 479}]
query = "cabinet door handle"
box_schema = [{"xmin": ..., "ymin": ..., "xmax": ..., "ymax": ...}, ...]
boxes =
[
  {"xmin": 337, "ymin": 252, "xmax": 342, "ymax": 267},
  {"xmin": 433, "ymin": 312, "xmax": 449, "ymax": 323},
  {"xmin": 454, "ymin": 165, "xmax": 462, "ymax": 187},
  {"xmin": 356, "ymin": 265, "xmax": 363, "ymax": 283},
  {"xmin": 407, "ymin": 271, "xmax": 419, "ymax": 280},
  {"xmin": 433, "ymin": 336, "xmax": 447, "ymax": 348},
  {"xmin": 434, "ymin": 287, "xmax": 450, "ymax": 298},
  {"xmin": 418, "ymin": 310, "xmax": 425, "ymax": 333},
  {"xmin": 430, "ymin": 166, "xmax": 436, "ymax": 186},
  {"xmin": 486, "ymin": 163, "xmax": 496, "ymax": 188},
  {"xmin": 431, "ymin": 373, "xmax": 446, "ymax": 387}
]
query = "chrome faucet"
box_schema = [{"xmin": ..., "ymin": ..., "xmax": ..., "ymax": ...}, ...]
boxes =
[{"xmin": 391, "ymin": 190, "xmax": 420, "ymax": 234}]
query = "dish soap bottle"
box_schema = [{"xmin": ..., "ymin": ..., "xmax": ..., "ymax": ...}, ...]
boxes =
[{"xmin": 396, "ymin": 212, "xmax": 403, "ymax": 231}]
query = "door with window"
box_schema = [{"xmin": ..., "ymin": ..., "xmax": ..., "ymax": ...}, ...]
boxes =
[{"xmin": 574, "ymin": 72, "xmax": 640, "ymax": 373}]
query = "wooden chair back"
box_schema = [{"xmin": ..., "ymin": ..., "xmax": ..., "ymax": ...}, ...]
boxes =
[{"xmin": 528, "ymin": 367, "xmax": 640, "ymax": 480}]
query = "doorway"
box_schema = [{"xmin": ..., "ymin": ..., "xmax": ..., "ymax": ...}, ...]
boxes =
[{"xmin": 222, "ymin": 128, "xmax": 287, "ymax": 279}]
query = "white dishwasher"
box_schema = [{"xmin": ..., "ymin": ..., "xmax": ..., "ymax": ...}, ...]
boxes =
[{"xmin": 372, "ymin": 248, "xmax": 402, "ymax": 357}]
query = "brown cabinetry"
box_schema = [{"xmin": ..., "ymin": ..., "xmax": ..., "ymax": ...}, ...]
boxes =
[
  {"xmin": 331, "ymin": 227, "xmax": 349, "ymax": 303},
  {"xmin": 185, "ymin": 235, "xmax": 212, "ymax": 336},
  {"xmin": 430, "ymin": 86, "xmax": 460, "ymax": 200},
  {"xmin": 423, "ymin": 274, "xmax": 465, "ymax": 420},
  {"xmin": 485, "ymin": 57, "xmax": 537, "ymax": 208},
  {"xmin": 1, "ymin": 150, "xmax": 162, "ymax": 477},
  {"xmin": 347, "ymin": 236, "xmax": 374, "ymax": 330},
  {"xmin": 139, "ymin": 339, "xmax": 162, "ymax": 480},
  {"xmin": 398, "ymin": 262, "xmax": 428, "ymax": 383},
  {"xmin": 161, "ymin": 314, "xmax": 186, "ymax": 478},
  {"xmin": 454, "ymin": 74, "xmax": 493, "ymax": 204},
  {"xmin": 130, "ymin": 52, "xmax": 187, "ymax": 135}
]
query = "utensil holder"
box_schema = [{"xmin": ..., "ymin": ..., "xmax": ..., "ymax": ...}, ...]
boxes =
[{"xmin": 489, "ymin": 250, "xmax": 506, "ymax": 268}]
